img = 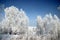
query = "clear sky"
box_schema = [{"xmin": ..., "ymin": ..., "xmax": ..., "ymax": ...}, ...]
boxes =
[{"xmin": 0, "ymin": 0, "xmax": 60, "ymax": 26}]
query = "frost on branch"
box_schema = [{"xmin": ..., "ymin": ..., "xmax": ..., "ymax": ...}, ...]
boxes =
[
  {"xmin": 36, "ymin": 14, "xmax": 60, "ymax": 40},
  {"xmin": 0, "ymin": 6, "xmax": 29, "ymax": 35},
  {"xmin": 0, "ymin": 6, "xmax": 60, "ymax": 40}
]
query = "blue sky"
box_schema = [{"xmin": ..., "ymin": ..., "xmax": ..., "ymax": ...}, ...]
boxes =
[{"xmin": 0, "ymin": 0, "xmax": 60, "ymax": 26}]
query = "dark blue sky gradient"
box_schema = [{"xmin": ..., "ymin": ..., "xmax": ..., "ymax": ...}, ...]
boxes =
[{"xmin": 0, "ymin": 0, "xmax": 60, "ymax": 26}]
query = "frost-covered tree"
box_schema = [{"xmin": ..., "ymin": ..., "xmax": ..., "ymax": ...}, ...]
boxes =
[
  {"xmin": 36, "ymin": 14, "xmax": 60, "ymax": 40},
  {"xmin": 0, "ymin": 6, "xmax": 29, "ymax": 35}
]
